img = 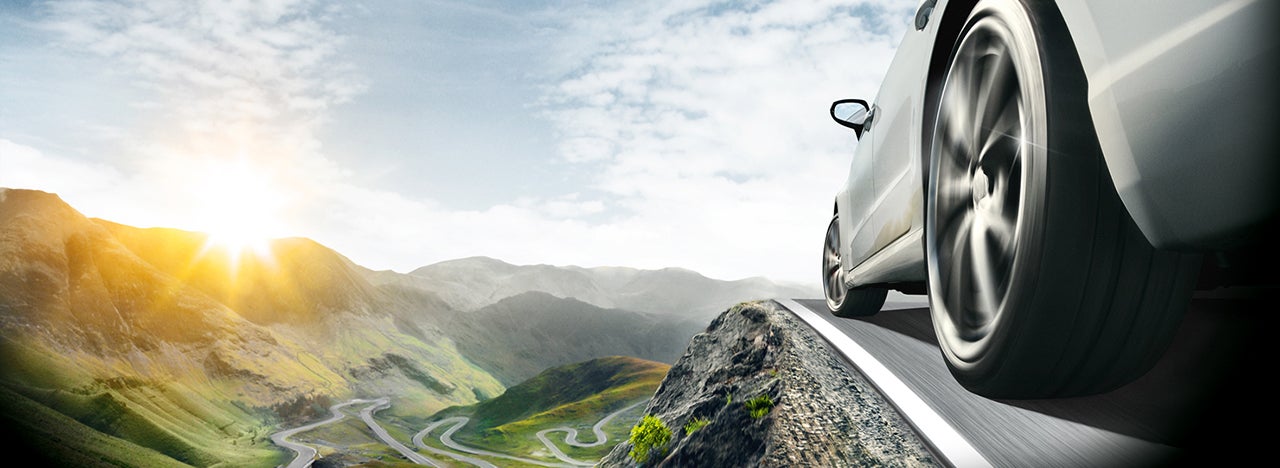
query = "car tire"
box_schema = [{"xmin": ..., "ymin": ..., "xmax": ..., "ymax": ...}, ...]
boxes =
[
  {"xmin": 824, "ymin": 215, "xmax": 888, "ymax": 317},
  {"xmin": 925, "ymin": 0, "xmax": 1201, "ymax": 398}
]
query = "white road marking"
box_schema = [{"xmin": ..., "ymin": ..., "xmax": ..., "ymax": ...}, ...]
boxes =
[{"xmin": 777, "ymin": 298, "xmax": 993, "ymax": 468}]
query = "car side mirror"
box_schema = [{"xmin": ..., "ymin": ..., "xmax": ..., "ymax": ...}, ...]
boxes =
[{"xmin": 831, "ymin": 99, "xmax": 871, "ymax": 139}]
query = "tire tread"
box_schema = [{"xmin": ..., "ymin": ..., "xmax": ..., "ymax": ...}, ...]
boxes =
[{"xmin": 831, "ymin": 287, "xmax": 888, "ymax": 318}]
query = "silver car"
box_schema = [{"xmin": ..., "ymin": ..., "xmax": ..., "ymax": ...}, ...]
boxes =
[{"xmin": 823, "ymin": 0, "xmax": 1276, "ymax": 398}]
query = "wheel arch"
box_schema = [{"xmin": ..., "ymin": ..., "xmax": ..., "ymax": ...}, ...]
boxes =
[{"xmin": 920, "ymin": 0, "xmax": 979, "ymax": 194}]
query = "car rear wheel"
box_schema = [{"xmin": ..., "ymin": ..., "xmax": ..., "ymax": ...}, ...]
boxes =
[
  {"xmin": 824, "ymin": 215, "xmax": 888, "ymax": 317},
  {"xmin": 925, "ymin": 0, "xmax": 1201, "ymax": 398}
]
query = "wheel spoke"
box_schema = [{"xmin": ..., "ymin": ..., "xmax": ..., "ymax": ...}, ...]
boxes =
[
  {"xmin": 941, "ymin": 132, "xmax": 972, "ymax": 174},
  {"xmin": 991, "ymin": 152, "xmax": 1021, "ymax": 255},
  {"xmin": 947, "ymin": 49, "xmax": 976, "ymax": 115},
  {"xmin": 942, "ymin": 211, "xmax": 974, "ymax": 324},
  {"xmin": 985, "ymin": 212, "xmax": 1017, "ymax": 251},
  {"xmin": 968, "ymin": 217, "xmax": 1001, "ymax": 322},
  {"xmin": 992, "ymin": 93, "xmax": 1022, "ymax": 141},
  {"xmin": 935, "ymin": 178, "xmax": 971, "ymax": 208},
  {"xmin": 939, "ymin": 93, "xmax": 975, "ymax": 166},
  {"xmin": 945, "ymin": 238, "xmax": 969, "ymax": 325},
  {"xmin": 976, "ymin": 95, "xmax": 1020, "ymax": 167},
  {"xmin": 972, "ymin": 44, "xmax": 1016, "ymax": 145},
  {"xmin": 937, "ymin": 192, "xmax": 972, "ymax": 236}
]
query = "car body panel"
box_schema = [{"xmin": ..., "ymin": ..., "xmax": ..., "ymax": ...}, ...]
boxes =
[
  {"xmin": 1056, "ymin": 0, "xmax": 1278, "ymax": 249},
  {"xmin": 868, "ymin": 26, "xmax": 932, "ymax": 256},
  {"xmin": 836, "ymin": 0, "xmax": 1275, "ymax": 288},
  {"xmin": 837, "ymin": 122, "xmax": 879, "ymax": 271}
]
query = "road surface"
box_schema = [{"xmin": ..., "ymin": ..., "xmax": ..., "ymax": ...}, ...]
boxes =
[
  {"xmin": 409, "ymin": 417, "xmax": 499, "ymax": 468},
  {"xmin": 414, "ymin": 400, "xmax": 645, "ymax": 468},
  {"xmin": 415, "ymin": 417, "xmax": 572, "ymax": 467},
  {"xmin": 779, "ymin": 295, "xmax": 1268, "ymax": 467},
  {"xmin": 534, "ymin": 400, "xmax": 646, "ymax": 465},
  {"xmin": 270, "ymin": 399, "xmax": 376, "ymax": 468},
  {"xmin": 359, "ymin": 398, "xmax": 444, "ymax": 466},
  {"xmin": 536, "ymin": 400, "xmax": 646, "ymax": 449},
  {"xmin": 274, "ymin": 395, "xmax": 640, "ymax": 467}
]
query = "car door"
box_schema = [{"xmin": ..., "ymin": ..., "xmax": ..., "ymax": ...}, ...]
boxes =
[
  {"xmin": 862, "ymin": 1, "xmax": 938, "ymax": 259},
  {"xmin": 837, "ymin": 112, "xmax": 879, "ymax": 271}
]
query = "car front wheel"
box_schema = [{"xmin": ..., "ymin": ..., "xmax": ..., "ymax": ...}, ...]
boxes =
[{"xmin": 925, "ymin": 0, "xmax": 1201, "ymax": 398}]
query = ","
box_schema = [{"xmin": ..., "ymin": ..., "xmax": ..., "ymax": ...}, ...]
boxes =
[{"xmin": 822, "ymin": 0, "xmax": 1277, "ymax": 398}]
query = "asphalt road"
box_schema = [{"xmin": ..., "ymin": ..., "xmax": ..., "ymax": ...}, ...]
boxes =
[
  {"xmin": 411, "ymin": 401, "xmax": 645, "ymax": 468},
  {"xmin": 415, "ymin": 417, "xmax": 571, "ymax": 467},
  {"xmin": 270, "ymin": 398, "xmax": 376, "ymax": 468},
  {"xmin": 535, "ymin": 400, "xmax": 646, "ymax": 465},
  {"xmin": 273, "ymin": 393, "xmax": 645, "ymax": 467},
  {"xmin": 782, "ymin": 294, "xmax": 1270, "ymax": 467},
  {"xmin": 273, "ymin": 397, "xmax": 447, "ymax": 467},
  {"xmin": 359, "ymin": 398, "xmax": 444, "ymax": 466},
  {"xmin": 410, "ymin": 417, "xmax": 500, "ymax": 468}
]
